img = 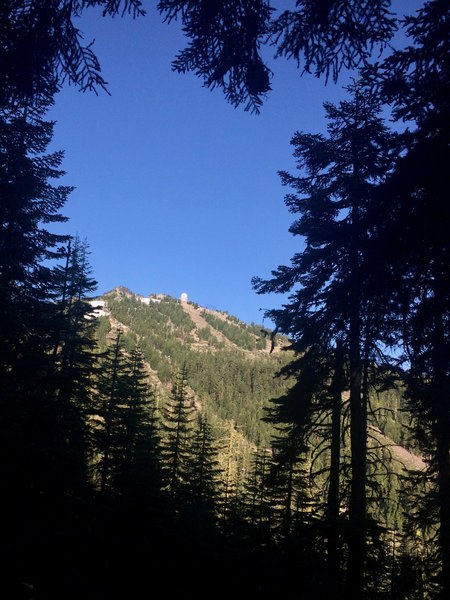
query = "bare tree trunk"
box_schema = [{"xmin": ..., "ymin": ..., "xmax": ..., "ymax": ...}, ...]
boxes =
[
  {"xmin": 327, "ymin": 342, "xmax": 344, "ymax": 596},
  {"xmin": 347, "ymin": 311, "xmax": 367, "ymax": 599},
  {"xmin": 432, "ymin": 285, "xmax": 450, "ymax": 599}
]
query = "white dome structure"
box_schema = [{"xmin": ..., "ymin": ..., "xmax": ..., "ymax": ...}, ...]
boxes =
[{"xmin": 180, "ymin": 292, "xmax": 188, "ymax": 302}]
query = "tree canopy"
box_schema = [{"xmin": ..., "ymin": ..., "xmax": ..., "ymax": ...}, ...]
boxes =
[
  {"xmin": 158, "ymin": 0, "xmax": 397, "ymax": 111},
  {"xmin": 0, "ymin": 0, "xmax": 144, "ymax": 115}
]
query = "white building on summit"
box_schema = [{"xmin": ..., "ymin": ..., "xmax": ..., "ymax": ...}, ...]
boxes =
[
  {"xmin": 87, "ymin": 300, "xmax": 109, "ymax": 318},
  {"xmin": 180, "ymin": 292, "xmax": 188, "ymax": 302},
  {"xmin": 138, "ymin": 295, "xmax": 161, "ymax": 305}
]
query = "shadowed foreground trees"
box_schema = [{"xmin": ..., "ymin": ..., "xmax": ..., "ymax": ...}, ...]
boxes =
[
  {"xmin": 0, "ymin": 115, "xmax": 70, "ymax": 392},
  {"xmin": 162, "ymin": 366, "xmax": 196, "ymax": 501},
  {"xmin": 253, "ymin": 81, "xmax": 398, "ymax": 598},
  {"xmin": 378, "ymin": 3, "xmax": 450, "ymax": 594}
]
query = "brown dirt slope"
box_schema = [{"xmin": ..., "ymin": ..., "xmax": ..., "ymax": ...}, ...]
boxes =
[
  {"xmin": 369, "ymin": 425, "xmax": 426, "ymax": 472},
  {"xmin": 179, "ymin": 300, "xmax": 233, "ymax": 347}
]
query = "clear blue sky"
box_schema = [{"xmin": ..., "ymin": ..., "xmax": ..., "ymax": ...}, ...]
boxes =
[{"xmin": 48, "ymin": 1, "xmax": 423, "ymax": 326}]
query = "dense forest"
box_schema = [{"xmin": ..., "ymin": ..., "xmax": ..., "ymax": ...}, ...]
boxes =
[{"xmin": 0, "ymin": 2, "xmax": 448, "ymax": 599}]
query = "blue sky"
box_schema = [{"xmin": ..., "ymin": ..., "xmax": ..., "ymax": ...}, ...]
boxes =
[{"xmin": 48, "ymin": 1, "xmax": 423, "ymax": 326}]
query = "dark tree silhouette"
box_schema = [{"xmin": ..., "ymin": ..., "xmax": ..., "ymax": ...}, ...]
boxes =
[
  {"xmin": 370, "ymin": 2, "xmax": 450, "ymax": 595},
  {"xmin": 114, "ymin": 344, "xmax": 161, "ymax": 496},
  {"xmin": 158, "ymin": 0, "xmax": 397, "ymax": 112},
  {"xmin": 161, "ymin": 365, "xmax": 196, "ymax": 501},
  {"xmin": 264, "ymin": 340, "xmax": 347, "ymax": 594},
  {"xmin": 93, "ymin": 328, "xmax": 127, "ymax": 493},
  {"xmin": 253, "ymin": 81, "xmax": 397, "ymax": 598},
  {"xmin": 0, "ymin": 0, "xmax": 144, "ymax": 116},
  {"xmin": 0, "ymin": 115, "xmax": 83, "ymax": 510},
  {"xmin": 0, "ymin": 116, "xmax": 69, "ymax": 386},
  {"xmin": 184, "ymin": 413, "xmax": 223, "ymax": 523},
  {"xmin": 43, "ymin": 236, "xmax": 98, "ymax": 494},
  {"xmin": 244, "ymin": 440, "xmax": 272, "ymax": 543},
  {"xmin": 92, "ymin": 333, "xmax": 162, "ymax": 498}
]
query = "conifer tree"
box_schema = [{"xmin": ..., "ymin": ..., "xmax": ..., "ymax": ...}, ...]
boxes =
[
  {"xmin": 253, "ymin": 82, "xmax": 397, "ymax": 598},
  {"xmin": 184, "ymin": 413, "xmax": 222, "ymax": 522},
  {"xmin": 264, "ymin": 340, "xmax": 348, "ymax": 594},
  {"xmin": 371, "ymin": 3, "xmax": 450, "ymax": 595},
  {"xmin": 42, "ymin": 235, "xmax": 98, "ymax": 495},
  {"xmin": 0, "ymin": 0, "xmax": 145, "ymax": 118},
  {"xmin": 48, "ymin": 237, "xmax": 97, "ymax": 394},
  {"xmin": 129, "ymin": 381, "xmax": 163, "ymax": 505},
  {"xmin": 92, "ymin": 329, "xmax": 128, "ymax": 494},
  {"xmin": 161, "ymin": 366, "xmax": 196, "ymax": 501},
  {"xmin": 0, "ymin": 114, "xmax": 70, "ymax": 398},
  {"xmin": 0, "ymin": 113, "xmax": 89, "ymax": 529},
  {"xmin": 244, "ymin": 442, "xmax": 273, "ymax": 544},
  {"xmin": 158, "ymin": 0, "xmax": 396, "ymax": 112},
  {"xmin": 114, "ymin": 344, "xmax": 160, "ymax": 496},
  {"xmin": 92, "ymin": 335, "xmax": 161, "ymax": 498},
  {"xmin": 267, "ymin": 428, "xmax": 307, "ymax": 543}
]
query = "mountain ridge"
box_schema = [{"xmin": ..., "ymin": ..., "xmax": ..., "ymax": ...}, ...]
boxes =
[
  {"xmin": 94, "ymin": 285, "xmax": 288, "ymax": 354},
  {"xmin": 92, "ymin": 286, "xmax": 425, "ymax": 475}
]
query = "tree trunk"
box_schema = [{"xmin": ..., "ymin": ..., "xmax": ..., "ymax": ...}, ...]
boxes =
[
  {"xmin": 347, "ymin": 312, "xmax": 366, "ymax": 599},
  {"xmin": 327, "ymin": 342, "xmax": 344, "ymax": 596},
  {"xmin": 432, "ymin": 282, "xmax": 450, "ymax": 599},
  {"xmin": 437, "ymin": 417, "xmax": 450, "ymax": 599}
]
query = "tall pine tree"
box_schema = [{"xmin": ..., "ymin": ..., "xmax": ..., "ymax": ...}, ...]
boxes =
[
  {"xmin": 253, "ymin": 81, "xmax": 397, "ymax": 598},
  {"xmin": 372, "ymin": 2, "xmax": 450, "ymax": 595},
  {"xmin": 161, "ymin": 366, "xmax": 196, "ymax": 502}
]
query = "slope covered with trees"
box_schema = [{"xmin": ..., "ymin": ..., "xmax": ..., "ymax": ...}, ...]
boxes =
[{"xmin": 95, "ymin": 286, "xmax": 293, "ymax": 448}]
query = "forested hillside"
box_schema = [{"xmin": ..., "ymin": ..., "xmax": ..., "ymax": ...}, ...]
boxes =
[
  {"xmin": 95, "ymin": 286, "xmax": 419, "ymax": 455},
  {"xmin": 95, "ymin": 286, "xmax": 292, "ymax": 446}
]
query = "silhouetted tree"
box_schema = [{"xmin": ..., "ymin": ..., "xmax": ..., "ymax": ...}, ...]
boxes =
[
  {"xmin": 0, "ymin": 113, "xmax": 82, "ymax": 529},
  {"xmin": 92, "ymin": 335, "xmax": 159, "ymax": 498},
  {"xmin": 161, "ymin": 365, "xmax": 196, "ymax": 501},
  {"xmin": 0, "ymin": 0, "xmax": 144, "ymax": 117},
  {"xmin": 113, "ymin": 344, "xmax": 160, "ymax": 496},
  {"xmin": 0, "ymin": 114, "xmax": 69, "ymax": 396},
  {"xmin": 370, "ymin": 2, "xmax": 450, "ymax": 595},
  {"xmin": 253, "ymin": 81, "xmax": 397, "ymax": 598},
  {"xmin": 264, "ymin": 340, "xmax": 347, "ymax": 594},
  {"xmin": 158, "ymin": 0, "xmax": 397, "ymax": 112},
  {"xmin": 92, "ymin": 328, "xmax": 128, "ymax": 493},
  {"xmin": 128, "ymin": 382, "xmax": 164, "ymax": 504},
  {"xmin": 43, "ymin": 236, "xmax": 98, "ymax": 495},
  {"xmin": 244, "ymin": 441, "xmax": 272, "ymax": 544},
  {"xmin": 326, "ymin": 341, "xmax": 345, "ymax": 595},
  {"xmin": 184, "ymin": 413, "xmax": 223, "ymax": 522},
  {"xmin": 268, "ymin": 427, "xmax": 308, "ymax": 544}
]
